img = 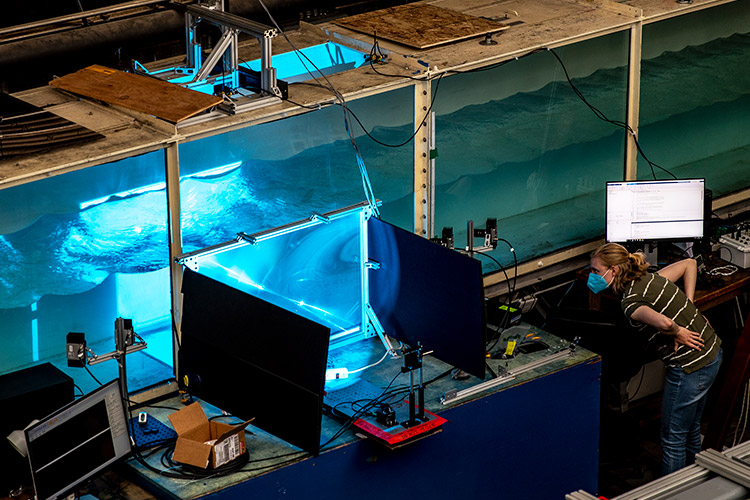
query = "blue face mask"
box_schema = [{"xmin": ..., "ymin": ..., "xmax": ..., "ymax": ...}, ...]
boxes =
[{"xmin": 587, "ymin": 267, "xmax": 613, "ymax": 294}]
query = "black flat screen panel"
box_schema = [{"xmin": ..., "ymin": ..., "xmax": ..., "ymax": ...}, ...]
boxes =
[
  {"xmin": 368, "ymin": 218, "xmax": 486, "ymax": 378},
  {"xmin": 179, "ymin": 268, "xmax": 330, "ymax": 455}
]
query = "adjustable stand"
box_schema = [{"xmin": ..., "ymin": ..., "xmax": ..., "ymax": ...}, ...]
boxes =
[
  {"xmin": 80, "ymin": 318, "xmax": 147, "ymax": 408},
  {"xmin": 401, "ymin": 343, "xmax": 428, "ymax": 427}
]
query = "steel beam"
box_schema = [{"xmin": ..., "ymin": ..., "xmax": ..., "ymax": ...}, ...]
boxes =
[
  {"xmin": 625, "ymin": 19, "xmax": 643, "ymax": 180},
  {"xmin": 185, "ymin": 4, "xmax": 276, "ymax": 38},
  {"xmin": 413, "ymin": 80, "xmax": 431, "ymax": 238},
  {"xmin": 164, "ymin": 142, "xmax": 183, "ymax": 373}
]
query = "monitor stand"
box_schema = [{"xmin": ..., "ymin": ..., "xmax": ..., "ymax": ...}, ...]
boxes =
[{"xmin": 642, "ymin": 242, "xmax": 659, "ymax": 270}]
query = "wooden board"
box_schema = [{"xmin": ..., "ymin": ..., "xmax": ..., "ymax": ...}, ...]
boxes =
[
  {"xmin": 334, "ymin": 3, "xmax": 507, "ymax": 50},
  {"xmin": 49, "ymin": 65, "xmax": 222, "ymax": 124}
]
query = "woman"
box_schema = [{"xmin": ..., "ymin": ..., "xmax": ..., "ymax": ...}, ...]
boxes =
[{"xmin": 589, "ymin": 242, "xmax": 722, "ymax": 475}]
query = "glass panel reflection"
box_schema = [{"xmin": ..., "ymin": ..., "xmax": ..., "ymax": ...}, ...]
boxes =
[{"xmin": 181, "ymin": 205, "xmax": 367, "ymax": 340}]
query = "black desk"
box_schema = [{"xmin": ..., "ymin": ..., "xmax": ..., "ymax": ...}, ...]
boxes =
[{"xmin": 694, "ymin": 256, "xmax": 750, "ymax": 312}]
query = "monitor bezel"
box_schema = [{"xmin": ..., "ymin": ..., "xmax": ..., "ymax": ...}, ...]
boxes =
[
  {"xmin": 24, "ymin": 378, "xmax": 131, "ymax": 500},
  {"xmin": 605, "ymin": 178, "xmax": 706, "ymax": 244}
]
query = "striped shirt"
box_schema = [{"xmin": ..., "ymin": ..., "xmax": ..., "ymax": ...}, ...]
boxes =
[{"xmin": 621, "ymin": 272, "xmax": 721, "ymax": 374}]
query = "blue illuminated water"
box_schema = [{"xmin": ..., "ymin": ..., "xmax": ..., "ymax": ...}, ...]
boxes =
[
  {"xmin": 2, "ymin": 33, "xmax": 749, "ymax": 304},
  {"xmin": 242, "ymin": 41, "xmax": 366, "ymax": 83},
  {"xmin": 185, "ymin": 209, "xmax": 364, "ymax": 335},
  {"xmin": 164, "ymin": 41, "xmax": 366, "ymax": 93},
  {"xmin": 1, "ymin": 31, "xmax": 749, "ymax": 375}
]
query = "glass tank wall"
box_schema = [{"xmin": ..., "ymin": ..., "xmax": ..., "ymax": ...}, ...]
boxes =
[
  {"xmin": 2, "ymin": 2, "xmax": 750, "ymax": 388},
  {"xmin": 430, "ymin": 33, "xmax": 630, "ymax": 272},
  {"xmin": 180, "ymin": 204, "xmax": 370, "ymax": 345},
  {"xmin": 639, "ymin": 1, "xmax": 750, "ymax": 195},
  {"xmin": 178, "ymin": 86, "xmax": 415, "ymax": 252},
  {"xmin": 0, "ymin": 152, "xmax": 173, "ymax": 393}
]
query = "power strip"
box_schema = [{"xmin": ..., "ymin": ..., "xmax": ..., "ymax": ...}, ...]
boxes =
[{"xmin": 719, "ymin": 229, "xmax": 750, "ymax": 269}]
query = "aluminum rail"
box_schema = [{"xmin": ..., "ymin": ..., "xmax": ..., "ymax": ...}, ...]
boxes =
[
  {"xmin": 612, "ymin": 465, "xmax": 710, "ymax": 500},
  {"xmin": 695, "ymin": 449, "xmax": 750, "ymax": 489},
  {"xmin": 566, "ymin": 491, "xmax": 601, "ymax": 500},
  {"xmin": 441, "ymin": 349, "xmax": 573, "ymax": 405},
  {"xmin": 600, "ymin": 441, "xmax": 750, "ymax": 500},
  {"xmin": 174, "ymin": 200, "xmax": 376, "ymax": 264},
  {"xmin": 185, "ymin": 4, "xmax": 276, "ymax": 38}
]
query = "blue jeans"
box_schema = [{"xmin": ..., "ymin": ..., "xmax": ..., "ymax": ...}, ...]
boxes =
[{"xmin": 661, "ymin": 348, "xmax": 722, "ymax": 475}]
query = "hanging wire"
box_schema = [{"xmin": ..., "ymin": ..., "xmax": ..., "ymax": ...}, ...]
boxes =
[
  {"xmin": 256, "ymin": 0, "xmax": 380, "ymax": 217},
  {"xmin": 546, "ymin": 48, "xmax": 677, "ymax": 181}
]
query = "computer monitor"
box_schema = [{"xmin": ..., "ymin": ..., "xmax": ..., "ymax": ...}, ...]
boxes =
[
  {"xmin": 24, "ymin": 379, "xmax": 131, "ymax": 500},
  {"xmin": 606, "ymin": 178, "xmax": 705, "ymax": 243}
]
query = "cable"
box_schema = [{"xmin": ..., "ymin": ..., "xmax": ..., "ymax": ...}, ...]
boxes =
[
  {"xmin": 256, "ymin": 0, "xmax": 380, "ymax": 217},
  {"xmin": 475, "ymin": 251, "xmax": 512, "ymax": 296},
  {"xmin": 348, "ymin": 348, "xmax": 393, "ymax": 375},
  {"xmin": 474, "ymin": 251, "xmax": 512, "ymax": 347},
  {"xmin": 480, "ymin": 237, "xmax": 519, "ymax": 354},
  {"xmin": 707, "ymin": 264, "xmax": 738, "ymax": 276},
  {"xmin": 338, "ymin": 43, "xmax": 543, "ymax": 150},
  {"xmin": 733, "ymin": 380, "xmax": 750, "ymax": 446},
  {"xmin": 85, "ymin": 364, "xmax": 103, "ymax": 386},
  {"xmin": 320, "ymin": 370, "xmax": 406, "ymax": 450},
  {"xmin": 546, "ymin": 48, "xmax": 676, "ymax": 181},
  {"xmin": 349, "ymin": 39, "xmax": 546, "ymax": 149},
  {"xmin": 496, "ymin": 237, "xmax": 519, "ymax": 298},
  {"xmin": 347, "ymin": 73, "xmax": 445, "ymax": 148},
  {"xmin": 288, "ymin": 74, "xmax": 444, "ymax": 149},
  {"xmin": 626, "ymin": 364, "xmax": 646, "ymax": 403}
]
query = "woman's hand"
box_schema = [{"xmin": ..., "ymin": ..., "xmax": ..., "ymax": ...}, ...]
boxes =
[{"xmin": 673, "ymin": 326, "xmax": 704, "ymax": 352}]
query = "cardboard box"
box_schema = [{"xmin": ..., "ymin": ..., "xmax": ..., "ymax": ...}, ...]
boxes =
[{"xmin": 168, "ymin": 402, "xmax": 253, "ymax": 469}]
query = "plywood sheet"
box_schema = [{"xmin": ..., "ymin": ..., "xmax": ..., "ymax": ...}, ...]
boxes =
[
  {"xmin": 49, "ymin": 65, "xmax": 222, "ymax": 123},
  {"xmin": 334, "ymin": 3, "xmax": 508, "ymax": 49}
]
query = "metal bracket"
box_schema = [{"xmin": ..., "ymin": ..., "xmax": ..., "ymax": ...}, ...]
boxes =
[
  {"xmin": 184, "ymin": 4, "xmax": 278, "ymax": 96},
  {"xmin": 193, "ymin": 27, "xmax": 238, "ymax": 83},
  {"xmin": 365, "ymin": 303, "xmax": 397, "ymax": 355},
  {"xmin": 236, "ymin": 231, "xmax": 257, "ymax": 244},
  {"xmin": 309, "ymin": 212, "xmax": 331, "ymax": 223}
]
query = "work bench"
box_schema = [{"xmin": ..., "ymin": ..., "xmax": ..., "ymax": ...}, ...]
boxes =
[{"xmin": 127, "ymin": 324, "xmax": 601, "ymax": 499}]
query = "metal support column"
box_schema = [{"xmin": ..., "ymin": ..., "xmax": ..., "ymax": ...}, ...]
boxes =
[
  {"xmin": 193, "ymin": 27, "xmax": 237, "ymax": 83},
  {"xmin": 185, "ymin": 11, "xmax": 201, "ymax": 73},
  {"xmin": 224, "ymin": 26, "xmax": 239, "ymax": 90},
  {"xmin": 260, "ymin": 35, "xmax": 279, "ymax": 96},
  {"xmin": 414, "ymin": 80, "xmax": 432, "ymax": 238},
  {"xmin": 165, "ymin": 143, "xmax": 183, "ymax": 373},
  {"xmin": 625, "ymin": 20, "xmax": 643, "ymax": 181}
]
